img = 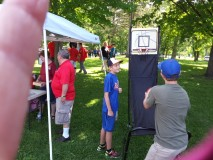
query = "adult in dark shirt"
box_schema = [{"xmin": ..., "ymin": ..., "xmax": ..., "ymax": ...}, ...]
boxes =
[{"xmin": 101, "ymin": 41, "xmax": 109, "ymax": 71}]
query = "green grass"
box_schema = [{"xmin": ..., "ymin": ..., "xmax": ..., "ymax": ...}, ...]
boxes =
[{"xmin": 18, "ymin": 56, "xmax": 213, "ymax": 160}]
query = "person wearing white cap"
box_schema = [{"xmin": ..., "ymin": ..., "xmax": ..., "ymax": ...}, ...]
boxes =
[
  {"xmin": 143, "ymin": 59, "xmax": 191, "ymax": 160},
  {"xmin": 97, "ymin": 58, "xmax": 123, "ymax": 158}
]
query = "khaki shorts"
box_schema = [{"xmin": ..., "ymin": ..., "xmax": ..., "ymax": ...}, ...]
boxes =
[
  {"xmin": 55, "ymin": 98, "xmax": 74, "ymax": 125},
  {"xmin": 144, "ymin": 142, "xmax": 187, "ymax": 160}
]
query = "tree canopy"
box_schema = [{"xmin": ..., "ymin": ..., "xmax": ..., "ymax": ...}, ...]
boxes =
[
  {"xmin": 133, "ymin": 0, "xmax": 213, "ymax": 77},
  {"xmin": 1, "ymin": 0, "xmax": 213, "ymax": 77}
]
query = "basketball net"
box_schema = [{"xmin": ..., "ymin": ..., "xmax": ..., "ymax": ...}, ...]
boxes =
[{"xmin": 138, "ymin": 48, "xmax": 148, "ymax": 54}]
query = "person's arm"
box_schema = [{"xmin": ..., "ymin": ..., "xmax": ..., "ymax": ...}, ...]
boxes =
[
  {"xmin": 49, "ymin": 63, "xmax": 57, "ymax": 82},
  {"xmin": 75, "ymin": 49, "xmax": 79, "ymax": 61},
  {"xmin": 37, "ymin": 63, "xmax": 43, "ymax": 82},
  {"xmin": 118, "ymin": 87, "xmax": 122, "ymax": 94},
  {"xmin": 0, "ymin": 0, "xmax": 49, "ymax": 159},
  {"xmin": 104, "ymin": 92, "xmax": 114, "ymax": 116},
  {"xmin": 36, "ymin": 75, "xmax": 41, "ymax": 82},
  {"xmin": 78, "ymin": 48, "xmax": 82, "ymax": 61},
  {"xmin": 61, "ymin": 84, "xmax": 68, "ymax": 103},
  {"xmin": 143, "ymin": 88, "xmax": 152, "ymax": 109}
]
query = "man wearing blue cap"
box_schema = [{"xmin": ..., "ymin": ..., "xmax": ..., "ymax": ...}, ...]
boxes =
[{"xmin": 143, "ymin": 59, "xmax": 191, "ymax": 160}]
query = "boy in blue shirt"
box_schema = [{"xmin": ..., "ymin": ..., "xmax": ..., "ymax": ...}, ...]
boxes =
[{"xmin": 97, "ymin": 58, "xmax": 123, "ymax": 158}]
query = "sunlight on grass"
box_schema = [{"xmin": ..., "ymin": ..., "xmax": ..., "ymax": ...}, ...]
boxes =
[
  {"xmin": 87, "ymin": 72, "xmax": 105, "ymax": 78},
  {"xmin": 87, "ymin": 66, "xmax": 102, "ymax": 71},
  {"xmin": 121, "ymin": 63, "xmax": 128, "ymax": 70},
  {"xmin": 183, "ymin": 63, "xmax": 208, "ymax": 67},
  {"xmin": 85, "ymin": 98, "xmax": 100, "ymax": 108},
  {"xmin": 193, "ymin": 67, "xmax": 205, "ymax": 70},
  {"xmin": 34, "ymin": 63, "xmax": 41, "ymax": 68},
  {"xmin": 85, "ymin": 67, "xmax": 105, "ymax": 76},
  {"xmin": 78, "ymin": 132, "xmax": 87, "ymax": 140},
  {"xmin": 34, "ymin": 60, "xmax": 41, "ymax": 67}
]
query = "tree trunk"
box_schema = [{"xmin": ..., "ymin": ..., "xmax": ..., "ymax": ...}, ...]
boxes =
[
  {"xmin": 205, "ymin": 42, "xmax": 213, "ymax": 78},
  {"xmin": 194, "ymin": 51, "xmax": 199, "ymax": 61},
  {"xmin": 165, "ymin": 49, "xmax": 168, "ymax": 58},
  {"xmin": 54, "ymin": 41, "xmax": 61, "ymax": 68},
  {"xmin": 126, "ymin": 11, "xmax": 133, "ymax": 58},
  {"xmin": 160, "ymin": 46, "xmax": 166, "ymax": 57},
  {"xmin": 171, "ymin": 38, "xmax": 178, "ymax": 59}
]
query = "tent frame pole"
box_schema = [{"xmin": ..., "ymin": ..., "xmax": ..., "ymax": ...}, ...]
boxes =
[
  {"xmin": 99, "ymin": 44, "xmax": 106, "ymax": 76},
  {"xmin": 43, "ymin": 29, "xmax": 53, "ymax": 160}
]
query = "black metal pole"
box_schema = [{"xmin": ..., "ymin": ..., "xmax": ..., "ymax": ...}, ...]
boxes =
[
  {"xmin": 123, "ymin": 2, "xmax": 133, "ymax": 160},
  {"xmin": 157, "ymin": 26, "xmax": 161, "ymax": 84},
  {"xmin": 127, "ymin": 0, "xmax": 133, "ymax": 127}
]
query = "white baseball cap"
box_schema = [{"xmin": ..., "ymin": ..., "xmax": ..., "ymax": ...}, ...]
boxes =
[{"xmin": 107, "ymin": 58, "xmax": 123, "ymax": 67}]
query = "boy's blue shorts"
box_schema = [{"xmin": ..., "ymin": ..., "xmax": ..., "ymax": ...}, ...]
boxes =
[{"xmin": 102, "ymin": 111, "xmax": 116, "ymax": 132}]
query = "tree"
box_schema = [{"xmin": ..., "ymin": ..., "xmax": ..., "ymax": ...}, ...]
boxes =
[
  {"xmin": 134, "ymin": 0, "xmax": 213, "ymax": 77},
  {"xmin": 48, "ymin": 0, "xmax": 133, "ymax": 54},
  {"xmin": 49, "ymin": 1, "xmax": 130, "ymax": 33},
  {"xmin": 205, "ymin": 40, "xmax": 213, "ymax": 77}
]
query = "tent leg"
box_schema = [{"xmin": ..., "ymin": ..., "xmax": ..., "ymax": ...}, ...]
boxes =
[
  {"xmin": 122, "ymin": 130, "xmax": 132, "ymax": 160},
  {"xmin": 28, "ymin": 103, "xmax": 31, "ymax": 129}
]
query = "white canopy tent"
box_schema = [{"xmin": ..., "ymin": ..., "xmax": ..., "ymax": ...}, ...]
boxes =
[
  {"xmin": 42, "ymin": 12, "xmax": 101, "ymax": 160},
  {"xmin": 44, "ymin": 12, "xmax": 100, "ymax": 43}
]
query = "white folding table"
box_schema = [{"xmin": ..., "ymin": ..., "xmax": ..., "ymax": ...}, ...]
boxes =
[{"xmin": 28, "ymin": 89, "xmax": 46, "ymax": 129}]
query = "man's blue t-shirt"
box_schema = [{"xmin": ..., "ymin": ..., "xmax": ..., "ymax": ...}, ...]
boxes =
[{"xmin": 102, "ymin": 72, "xmax": 119, "ymax": 112}]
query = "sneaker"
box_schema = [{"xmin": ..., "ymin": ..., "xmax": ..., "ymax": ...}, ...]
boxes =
[
  {"xmin": 105, "ymin": 149, "xmax": 120, "ymax": 158},
  {"xmin": 36, "ymin": 114, "xmax": 42, "ymax": 120},
  {"xmin": 57, "ymin": 136, "xmax": 70, "ymax": 142},
  {"xmin": 51, "ymin": 115, "xmax": 55, "ymax": 120},
  {"xmin": 97, "ymin": 143, "xmax": 106, "ymax": 151}
]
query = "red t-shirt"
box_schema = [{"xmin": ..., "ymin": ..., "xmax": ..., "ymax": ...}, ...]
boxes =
[
  {"xmin": 79, "ymin": 47, "xmax": 87, "ymax": 61},
  {"xmin": 39, "ymin": 62, "xmax": 57, "ymax": 82},
  {"xmin": 48, "ymin": 42, "xmax": 55, "ymax": 59},
  {"xmin": 68, "ymin": 47, "xmax": 78, "ymax": 61},
  {"xmin": 51, "ymin": 60, "xmax": 75, "ymax": 100}
]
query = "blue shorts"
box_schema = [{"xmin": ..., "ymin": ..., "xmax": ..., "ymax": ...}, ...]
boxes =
[{"xmin": 102, "ymin": 111, "xmax": 116, "ymax": 132}]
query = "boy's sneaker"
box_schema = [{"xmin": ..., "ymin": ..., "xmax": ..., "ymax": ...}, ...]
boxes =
[
  {"xmin": 97, "ymin": 143, "xmax": 106, "ymax": 151},
  {"xmin": 105, "ymin": 149, "xmax": 120, "ymax": 158}
]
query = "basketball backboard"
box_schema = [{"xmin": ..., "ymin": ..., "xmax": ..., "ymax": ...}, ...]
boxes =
[{"xmin": 131, "ymin": 28, "xmax": 158, "ymax": 55}]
